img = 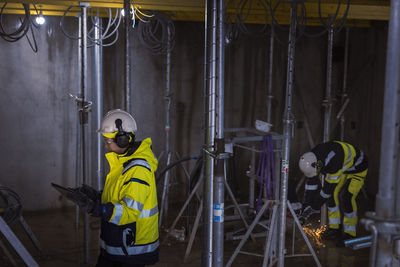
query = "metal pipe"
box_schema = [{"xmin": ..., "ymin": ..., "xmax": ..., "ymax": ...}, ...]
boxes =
[
  {"xmin": 202, "ymin": 0, "xmax": 217, "ymax": 266},
  {"xmin": 376, "ymin": 0, "xmax": 400, "ymax": 231},
  {"xmin": 213, "ymin": 147, "xmax": 224, "ymax": 267},
  {"xmin": 80, "ymin": 4, "xmax": 90, "ymax": 264},
  {"xmin": 159, "ymin": 152, "xmax": 171, "ymax": 227},
  {"xmin": 166, "ymin": 25, "xmax": 171, "ymax": 154},
  {"xmin": 353, "ymin": 242, "xmax": 372, "ymax": 250},
  {"xmin": 277, "ymin": 3, "xmax": 297, "ymax": 267},
  {"xmin": 267, "ymin": 26, "xmax": 274, "ymax": 124},
  {"xmin": 124, "ymin": 0, "xmax": 131, "ymax": 112},
  {"xmin": 94, "ymin": 16, "xmax": 104, "ymax": 190},
  {"xmin": 323, "ymin": 20, "xmax": 334, "ymax": 143},
  {"xmin": 216, "ymin": 0, "xmax": 225, "ymax": 141},
  {"xmin": 262, "ymin": 204, "xmax": 278, "ymax": 267},
  {"xmin": 321, "ymin": 21, "xmax": 334, "ymax": 227},
  {"xmin": 287, "ymin": 202, "xmax": 322, "ymax": 267},
  {"xmin": 212, "ymin": 0, "xmax": 225, "ymax": 265},
  {"xmin": 340, "ymin": 27, "xmax": 350, "ymax": 141},
  {"xmin": 374, "ymin": 0, "xmax": 400, "ymax": 264},
  {"xmin": 226, "ymin": 200, "xmax": 271, "ymax": 267},
  {"xmin": 159, "ymin": 25, "xmax": 172, "ymax": 228},
  {"xmin": 344, "ymin": 235, "xmax": 372, "ymax": 245},
  {"xmin": 249, "ymin": 145, "xmax": 256, "ymax": 212},
  {"xmin": 369, "ymin": 224, "xmax": 378, "ymax": 267},
  {"xmin": 75, "ymin": 11, "xmax": 82, "ymax": 230}
]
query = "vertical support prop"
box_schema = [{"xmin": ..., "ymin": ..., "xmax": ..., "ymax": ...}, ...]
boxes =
[
  {"xmin": 94, "ymin": 16, "xmax": 104, "ymax": 190},
  {"xmin": 267, "ymin": 25, "xmax": 274, "ymax": 124},
  {"xmin": 373, "ymin": 0, "xmax": 400, "ymax": 264},
  {"xmin": 159, "ymin": 24, "xmax": 173, "ymax": 228},
  {"xmin": 340, "ymin": 27, "xmax": 350, "ymax": 141},
  {"xmin": 124, "ymin": 0, "xmax": 131, "ymax": 113},
  {"xmin": 277, "ymin": 2, "xmax": 297, "ymax": 267},
  {"xmin": 212, "ymin": 0, "xmax": 225, "ymax": 265},
  {"xmin": 79, "ymin": 3, "xmax": 90, "ymax": 264},
  {"xmin": 321, "ymin": 21, "xmax": 334, "ymax": 226},
  {"xmin": 202, "ymin": 0, "xmax": 217, "ymax": 266}
]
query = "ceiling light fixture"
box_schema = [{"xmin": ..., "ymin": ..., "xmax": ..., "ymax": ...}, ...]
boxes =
[{"xmin": 35, "ymin": 10, "xmax": 45, "ymax": 25}]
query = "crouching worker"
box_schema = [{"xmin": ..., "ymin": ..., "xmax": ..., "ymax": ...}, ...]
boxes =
[
  {"xmin": 75, "ymin": 109, "xmax": 159, "ymax": 267},
  {"xmin": 298, "ymin": 141, "xmax": 368, "ymax": 246}
]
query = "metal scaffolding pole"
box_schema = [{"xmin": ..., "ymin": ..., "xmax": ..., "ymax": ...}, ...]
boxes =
[
  {"xmin": 340, "ymin": 28, "xmax": 350, "ymax": 141},
  {"xmin": 267, "ymin": 26, "xmax": 274, "ymax": 124},
  {"xmin": 79, "ymin": 3, "xmax": 90, "ymax": 264},
  {"xmin": 213, "ymin": 0, "xmax": 225, "ymax": 266},
  {"xmin": 202, "ymin": 0, "xmax": 217, "ymax": 266},
  {"xmin": 321, "ymin": 22, "xmax": 334, "ymax": 226},
  {"xmin": 323, "ymin": 23, "xmax": 334, "ymax": 143},
  {"xmin": 75, "ymin": 12, "xmax": 82, "ymax": 230},
  {"xmin": 159, "ymin": 25, "xmax": 172, "ymax": 227},
  {"xmin": 277, "ymin": 2, "xmax": 297, "ymax": 267},
  {"xmin": 124, "ymin": 0, "xmax": 131, "ymax": 113},
  {"xmin": 94, "ymin": 16, "xmax": 104, "ymax": 190},
  {"xmin": 364, "ymin": 0, "xmax": 400, "ymax": 265}
]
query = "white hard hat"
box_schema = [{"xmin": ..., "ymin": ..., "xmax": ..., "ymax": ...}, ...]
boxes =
[
  {"xmin": 97, "ymin": 109, "xmax": 137, "ymax": 134},
  {"xmin": 299, "ymin": 152, "xmax": 318, "ymax": 178}
]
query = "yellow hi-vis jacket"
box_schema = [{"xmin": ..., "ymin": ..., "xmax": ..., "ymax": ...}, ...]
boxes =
[
  {"xmin": 304, "ymin": 141, "xmax": 368, "ymax": 208},
  {"xmin": 100, "ymin": 138, "xmax": 159, "ymax": 265}
]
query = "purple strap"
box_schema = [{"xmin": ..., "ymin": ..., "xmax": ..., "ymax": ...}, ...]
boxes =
[{"xmin": 256, "ymin": 135, "xmax": 275, "ymax": 213}]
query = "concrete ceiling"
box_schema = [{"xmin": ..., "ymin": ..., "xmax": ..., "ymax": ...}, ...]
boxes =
[{"xmin": 1, "ymin": 0, "xmax": 391, "ymax": 27}]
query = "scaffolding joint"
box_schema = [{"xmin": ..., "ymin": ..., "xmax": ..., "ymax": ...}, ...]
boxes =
[
  {"xmin": 69, "ymin": 93, "xmax": 92, "ymax": 113},
  {"xmin": 363, "ymin": 212, "xmax": 400, "ymax": 236},
  {"xmin": 79, "ymin": 2, "xmax": 90, "ymax": 7}
]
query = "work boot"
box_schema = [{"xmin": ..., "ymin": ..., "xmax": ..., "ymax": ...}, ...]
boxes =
[
  {"xmin": 321, "ymin": 228, "xmax": 341, "ymax": 240},
  {"xmin": 336, "ymin": 233, "xmax": 355, "ymax": 247}
]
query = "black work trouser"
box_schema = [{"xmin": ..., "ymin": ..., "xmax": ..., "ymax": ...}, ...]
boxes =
[{"xmin": 96, "ymin": 254, "xmax": 145, "ymax": 267}]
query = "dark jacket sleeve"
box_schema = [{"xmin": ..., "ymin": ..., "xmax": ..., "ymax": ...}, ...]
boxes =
[
  {"xmin": 309, "ymin": 178, "xmax": 337, "ymax": 210},
  {"xmin": 304, "ymin": 176, "xmax": 319, "ymax": 206}
]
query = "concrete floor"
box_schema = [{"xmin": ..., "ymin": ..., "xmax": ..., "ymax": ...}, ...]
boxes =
[{"xmin": 0, "ymin": 207, "xmax": 370, "ymax": 267}]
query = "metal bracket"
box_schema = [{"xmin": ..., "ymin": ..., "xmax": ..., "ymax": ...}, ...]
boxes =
[
  {"xmin": 69, "ymin": 93, "xmax": 92, "ymax": 112},
  {"xmin": 79, "ymin": 2, "xmax": 90, "ymax": 7}
]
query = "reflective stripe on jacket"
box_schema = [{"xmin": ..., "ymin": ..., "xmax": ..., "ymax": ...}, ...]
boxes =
[
  {"xmin": 304, "ymin": 141, "xmax": 368, "ymax": 210},
  {"xmin": 100, "ymin": 138, "xmax": 159, "ymax": 264}
]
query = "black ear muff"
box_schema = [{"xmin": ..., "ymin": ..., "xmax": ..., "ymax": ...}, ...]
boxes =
[
  {"xmin": 115, "ymin": 119, "xmax": 130, "ymax": 148},
  {"xmin": 311, "ymin": 160, "xmax": 323, "ymax": 169}
]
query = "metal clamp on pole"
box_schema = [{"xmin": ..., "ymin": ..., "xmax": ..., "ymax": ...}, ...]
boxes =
[
  {"xmin": 69, "ymin": 93, "xmax": 92, "ymax": 125},
  {"xmin": 361, "ymin": 212, "xmax": 400, "ymax": 267},
  {"xmin": 202, "ymin": 147, "xmax": 217, "ymax": 158}
]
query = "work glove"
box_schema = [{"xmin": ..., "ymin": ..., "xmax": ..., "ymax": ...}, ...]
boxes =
[
  {"xmin": 66, "ymin": 188, "xmax": 95, "ymax": 213},
  {"xmin": 298, "ymin": 205, "xmax": 320, "ymax": 225},
  {"xmin": 78, "ymin": 185, "xmax": 114, "ymax": 219},
  {"xmin": 79, "ymin": 184, "xmax": 101, "ymax": 202}
]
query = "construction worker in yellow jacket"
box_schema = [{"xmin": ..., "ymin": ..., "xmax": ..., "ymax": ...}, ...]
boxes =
[
  {"xmin": 298, "ymin": 141, "xmax": 368, "ymax": 246},
  {"xmin": 89, "ymin": 109, "xmax": 159, "ymax": 267}
]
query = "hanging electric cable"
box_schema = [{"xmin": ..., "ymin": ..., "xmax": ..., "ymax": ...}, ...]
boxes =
[
  {"xmin": 87, "ymin": 8, "xmax": 123, "ymax": 47},
  {"xmin": 137, "ymin": 11, "xmax": 175, "ymax": 55},
  {"xmin": 60, "ymin": 6, "xmax": 122, "ymax": 47},
  {"xmin": 0, "ymin": 3, "xmax": 39, "ymax": 52},
  {"xmin": 227, "ymin": 0, "xmax": 269, "ymax": 36},
  {"xmin": 267, "ymin": 0, "xmax": 308, "ymax": 46},
  {"xmin": 297, "ymin": 0, "xmax": 351, "ymax": 38}
]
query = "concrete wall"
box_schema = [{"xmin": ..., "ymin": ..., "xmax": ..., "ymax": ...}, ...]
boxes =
[{"xmin": 0, "ymin": 15, "xmax": 387, "ymax": 210}]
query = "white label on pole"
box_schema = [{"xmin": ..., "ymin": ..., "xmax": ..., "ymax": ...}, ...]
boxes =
[
  {"xmin": 213, "ymin": 203, "xmax": 224, "ymax": 223},
  {"xmin": 281, "ymin": 159, "xmax": 289, "ymax": 174}
]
